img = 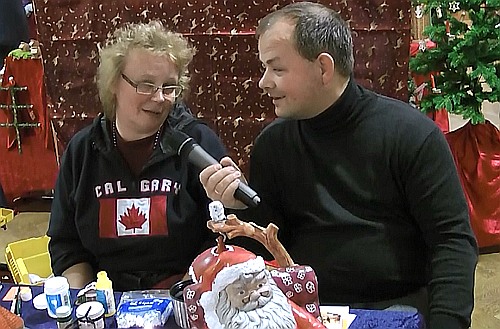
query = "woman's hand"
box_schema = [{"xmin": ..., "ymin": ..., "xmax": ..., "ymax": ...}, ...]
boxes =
[{"xmin": 61, "ymin": 262, "xmax": 94, "ymax": 289}]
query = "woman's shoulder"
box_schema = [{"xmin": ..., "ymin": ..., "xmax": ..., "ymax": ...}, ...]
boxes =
[
  {"xmin": 183, "ymin": 119, "xmax": 228, "ymax": 160},
  {"xmin": 63, "ymin": 115, "xmax": 107, "ymax": 156},
  {"xmin": 182, "ymin": 118, "xmax": 217, "ymax": 140}
]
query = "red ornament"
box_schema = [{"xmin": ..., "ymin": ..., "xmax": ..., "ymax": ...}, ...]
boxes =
[{"xmin": 7, "ymin": 76, "xmax": 15, "ymax": 87}]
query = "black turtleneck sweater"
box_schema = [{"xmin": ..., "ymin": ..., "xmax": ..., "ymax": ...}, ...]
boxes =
[{"xmin": 239, "ymin": 79, "xmax": 477, "ymax": 329}]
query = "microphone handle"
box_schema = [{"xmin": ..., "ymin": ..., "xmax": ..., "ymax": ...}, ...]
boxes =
[
  {"xmin": 181, "ymin": 139, "xmax": 260, "ymax": 207},
  {"xmin": 186, "ymin": 143, "xmax": 219, "ymax": 168},
  {"xmin": 234, "ymin": 182, "xmax": 261, "ymax": 208}
]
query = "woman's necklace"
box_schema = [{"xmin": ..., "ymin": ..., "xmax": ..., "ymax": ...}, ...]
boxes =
[{"xmin": 112, "ymin": 121, "xmax": 162, "ymax": 150}]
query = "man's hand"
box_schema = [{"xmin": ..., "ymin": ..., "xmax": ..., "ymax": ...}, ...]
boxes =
[{"xmin": 199, "ymin": 157, "xmax": 248, "ymax": 209}]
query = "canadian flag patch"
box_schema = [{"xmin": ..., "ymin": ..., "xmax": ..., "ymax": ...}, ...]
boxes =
[{"xmin": 99, "ymin": 196, "xmax": 167, "ymax": 237}]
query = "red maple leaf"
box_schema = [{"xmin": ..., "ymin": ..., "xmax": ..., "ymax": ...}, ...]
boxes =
[{"xmin": 119, "ymin": 204, "xmax": 147, "ymax": 232}]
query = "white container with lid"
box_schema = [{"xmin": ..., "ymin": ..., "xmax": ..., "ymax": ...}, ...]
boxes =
[
  {"xmin": 56, "ymin": 305, "xmax": 73, "ymax": 329},
  {"xmin": 76, "ymin": 301, "xmax": 105, "ymax": 329},
  {"xmin": 44, "ymin": 276, "xmax": 71, "ymax": 318}
]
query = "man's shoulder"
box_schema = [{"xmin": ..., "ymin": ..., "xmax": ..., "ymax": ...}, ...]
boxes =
[
  {"xmin": 370, "ymin": 92, "xmax": 438, "ymax": 130},
  {"xmin": 252, "ymin": 119, "xmax": 294, "ymax": 148},
  {"xmin": 259, "ymin": 118, "xmax": 295, "ymax": 137}
]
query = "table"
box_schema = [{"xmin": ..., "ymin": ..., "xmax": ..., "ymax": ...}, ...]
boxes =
[
  {"xmin": 0, "ymin": 283, "xmax": 424, "ymax": 328},
  {"xmin": 350, "ymin": 309, "xmax": 424, "ymax": 328}
]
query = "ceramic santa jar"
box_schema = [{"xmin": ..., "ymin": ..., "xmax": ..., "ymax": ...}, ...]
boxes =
[{"xmin": 185, "ymin": 244, "xmax": 326, "ymax": 329}]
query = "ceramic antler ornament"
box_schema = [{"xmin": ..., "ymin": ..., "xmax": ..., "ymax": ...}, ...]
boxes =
[{"xmin": 207, "ymin": 202, "xmax": 294, "ymax": 267}]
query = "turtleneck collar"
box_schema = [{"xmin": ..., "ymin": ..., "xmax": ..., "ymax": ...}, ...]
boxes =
[{"xmin": 302, "ymin": 76, "xmax": 362, "ymax": 133}]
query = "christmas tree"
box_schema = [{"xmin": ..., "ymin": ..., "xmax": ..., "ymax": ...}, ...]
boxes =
[{"xmin": 410, "ymin": 0, "xmax": 500, "ymax": 124}]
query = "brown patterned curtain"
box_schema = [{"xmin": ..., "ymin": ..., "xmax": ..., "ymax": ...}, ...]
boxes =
[{"xmin": 32, "ymin": 0, "xmax": 411, "ymax": 175}]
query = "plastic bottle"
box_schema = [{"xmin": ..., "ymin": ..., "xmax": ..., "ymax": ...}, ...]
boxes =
[{"xmin": 95, "ymin": 271, "xmax": 116, "ymax": 317}]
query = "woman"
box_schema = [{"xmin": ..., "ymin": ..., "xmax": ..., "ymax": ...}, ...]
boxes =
[{"xmin": 48, "ymin": 21, "xmax": 227, "ymax": 290}]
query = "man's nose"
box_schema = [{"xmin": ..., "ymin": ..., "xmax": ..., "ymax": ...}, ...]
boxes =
[{"xmin": 258, "ymin": 70, "xmax": 273, "ymax": 90}]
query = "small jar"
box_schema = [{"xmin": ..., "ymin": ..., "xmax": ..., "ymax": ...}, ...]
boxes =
[
  {"xmin": 85, "ymin": 289, "xmax": 98, "ymax": 302},
  {"xmin": 56, "ymin": 305, "xmax": 73, "ymax": 329},
  {"xmin": 44, "ymin": 276, "xmax": 71, "ymax": 318},
  {"xmin": 76, "ymin": 301, "xmax": 105, "ymax": 329}
]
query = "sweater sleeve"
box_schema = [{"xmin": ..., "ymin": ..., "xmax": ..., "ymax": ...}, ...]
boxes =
[
  {"xmin": 47, "ymin": 140, "xmax": 96, "ymax": 275},
  {"xmin": 401, "ymin": 127, "xmax": 477, "ymax": 329}
]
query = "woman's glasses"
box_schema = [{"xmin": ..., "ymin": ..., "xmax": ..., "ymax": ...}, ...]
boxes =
[{"xmin": 121, "ymin": 73, "xmax": 182, "ymax": 98}]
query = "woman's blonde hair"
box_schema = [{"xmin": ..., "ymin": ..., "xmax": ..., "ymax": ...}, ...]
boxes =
[{"xmin": 96, "ymin": 20, "xmax": 195, "ymax": 118}]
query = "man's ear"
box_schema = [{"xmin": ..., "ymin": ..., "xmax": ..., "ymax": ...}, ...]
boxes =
[{"xmin": 317, "ymin": 52, "xmax": 335, "ymax": 84}]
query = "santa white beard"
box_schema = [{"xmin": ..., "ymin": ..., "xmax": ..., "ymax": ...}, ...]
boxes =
[{"xmin": 215, "ymin": 282, "xmax": 296, "ymax": 329}]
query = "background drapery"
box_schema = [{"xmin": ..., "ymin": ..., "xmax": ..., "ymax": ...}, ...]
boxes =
[
  {"xmin": 0, "ymin": 0, "xmax": 411, "ymax": 203},
  {"xmin": 34, "ymin": 0, "xmax": 411, "ymax": 171}
]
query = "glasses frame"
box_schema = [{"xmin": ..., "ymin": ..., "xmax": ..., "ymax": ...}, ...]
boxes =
[{"xmin": 121, "ymin": 73, "xmax": 183, "ymax": 98}]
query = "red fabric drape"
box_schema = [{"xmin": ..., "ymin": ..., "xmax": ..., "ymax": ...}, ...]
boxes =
[
  {"xmin": 0, "ymin": 57, "xmax": 57, "ymax": 204},
  {"xmin": 425, "ymin": 109, "xmax": 449, "ymax": 134},
  {"xmin": 0, "ymin": 57, "xmax": 50, "ymax": 149},
  {"xmin": 446, "ymin": 121, "xmax": 500, "ymax": 249}
]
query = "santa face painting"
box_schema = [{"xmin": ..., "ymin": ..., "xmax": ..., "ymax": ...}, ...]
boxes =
[
  {"xmin": 215, "ymin": 270, "xmax": 296, "ymax": 329},
  {"xmin": 224, "ymin": 269, "xmax": 272, "ymax": 311}
]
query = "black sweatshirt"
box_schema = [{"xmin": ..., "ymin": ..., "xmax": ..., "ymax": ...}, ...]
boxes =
[
  {"xmin": 48, "ymin": 106, "xmax": 227, "ymax": 291},
  {"xmin": 238, "ymin": 79, "xmax": 477, "ymax": 329}
]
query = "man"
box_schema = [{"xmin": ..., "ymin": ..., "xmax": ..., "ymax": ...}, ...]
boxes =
[{"xmin": 199, "ymin": 2, "xmax": 478, "ymax": 329}]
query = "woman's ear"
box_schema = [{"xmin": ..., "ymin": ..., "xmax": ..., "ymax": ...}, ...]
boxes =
[{"xmin": 317, "ymin": 52, "xmax": 335, "ymax": 84}]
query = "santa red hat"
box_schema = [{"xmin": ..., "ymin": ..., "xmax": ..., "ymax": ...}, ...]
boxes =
[{"xmin": 188, "ymin": 245, "xmax": 265, "ymax": 328}]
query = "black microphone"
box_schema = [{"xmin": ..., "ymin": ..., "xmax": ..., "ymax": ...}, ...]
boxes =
[{"xmin": 166, "ymin": 129, "xmax": 261, "ymax": 208}]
